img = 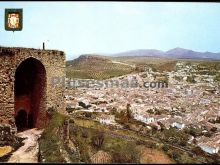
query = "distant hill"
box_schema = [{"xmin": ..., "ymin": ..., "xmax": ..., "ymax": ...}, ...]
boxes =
[
  {"xmin": 114, "ymin": 49, "xmax": 164, "ymax": 57},
  {"xmin": 66, "ymin": 54, "xmax": 112, "ymax": 68},
  {"xmin": 66, "ymin": 54, "xmax": 134, "ymax": 80},
  {"xmin": 113, "ymin": 47, "xmax": 220, "ymax": 60},
  {"xmin": 66, "ymin": 51, "xmax": 220, "ymax": 80}
]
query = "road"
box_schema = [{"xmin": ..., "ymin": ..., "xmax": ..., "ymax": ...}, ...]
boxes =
[{"xmin": 111, "ymin": 60, "xmax": 136, "ymax": 68}]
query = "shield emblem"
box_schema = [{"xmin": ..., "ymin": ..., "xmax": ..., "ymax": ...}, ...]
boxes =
[{"xmin": 5, "ymin": 9, "xmax": 23, "ymax": 31}]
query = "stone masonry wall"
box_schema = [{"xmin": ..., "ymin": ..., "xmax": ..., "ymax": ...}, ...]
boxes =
[{"xmin": 0, "ymin": 47, "xmax": 66, "ymax": 130}]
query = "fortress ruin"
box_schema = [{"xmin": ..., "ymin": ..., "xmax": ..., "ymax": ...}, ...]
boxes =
[{"xmin": 0, "ymin": 47, "xmax": 66, "ymax": 132}]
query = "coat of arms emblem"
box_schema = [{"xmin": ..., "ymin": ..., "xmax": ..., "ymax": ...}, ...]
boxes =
[{"xmin": 5, "ymin": 9, "xmax": 23, "ymax": 31}]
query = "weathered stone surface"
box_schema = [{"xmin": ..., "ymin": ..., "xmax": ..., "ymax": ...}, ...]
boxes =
[
  {"xmin": 0, "ymin": 124, "xmax": 20, "ymax": 147},
  {"xmin": 0, "ymin": 46, "xmax": 66, "ymax": 132}
]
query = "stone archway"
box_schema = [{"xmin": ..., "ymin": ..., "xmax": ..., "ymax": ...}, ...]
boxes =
[{"xmin": 14, "ymin": 57, "xmax": 46, "ymax": 131}]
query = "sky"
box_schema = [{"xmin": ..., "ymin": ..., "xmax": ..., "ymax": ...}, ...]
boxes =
[{"xmin": 0, "ymin": 2, "xmax": 220, "ymax": 60}]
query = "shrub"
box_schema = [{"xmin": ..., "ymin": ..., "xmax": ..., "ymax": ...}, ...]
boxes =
[
  {"xmin": 84, "ymin": 112, "xmax": 92, "ymax": 118},
  {"xmin": 91, "ymin": 132, "xmax": 104, "ymax": 149},
  {"xmin": 111, "ymin": 143, "xmax": 139, "ymax": 163},
  {"xmin": 162, "ymin": 144, "xmax": 170, "ymax": 152},
  {"xmin": 186, "ymin": 75, "xmax": 196, "ymax": 83},
  {"xmin": 39, "ymin": 112, "xmax": 66, "ymax": 162},
  {"xmin": 192, "ymin": 146, "xmax": 206, "ymax": 156},
  {"xmin": 66, "ymin": 107, "xmax": 74, "ymax": 113},
  {"xmin": 81, "ymin": 129, "xmax": 89, "ymax": 138}
]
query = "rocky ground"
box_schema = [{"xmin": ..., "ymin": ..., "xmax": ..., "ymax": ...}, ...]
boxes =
[{"xmin": 8, "ymin": 128, "xmax": 43, "ymax": 163}]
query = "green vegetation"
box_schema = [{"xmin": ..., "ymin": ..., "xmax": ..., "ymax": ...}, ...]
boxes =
[
  {"xmin": 66, "ymin": 55, "xmax": 180, "ymax": 80},
  {"xmin": 73, "ymin": 117, "xmax": 145, "ymax": 141},
  {"xmin": 114, "ymin": 104, "xmax": 142, "ymax": 127},
  {"xmin": 184, "ymin": 125, "xmax": 203, "ymax": 137},
  {"xmin": 133, "ymin": 59, "xmax": 177, "ymax": 73},
  {"xmin": 66, "ymin": 56, "xmax": 134, "ymax": 80},
  {"xmin": 214, "ymin": 73, "xmax": 220, "ymax": 82},
  {"xmin": 152, "ymin": 126, "xmax": 220, "ymax": 163},
  {"xmin": 103, "ymin": 137, "xmax": 139, "ymax": 163},
  {"xmin": 71, "ymin": 116, "xmax": 220, "ymax": 163},
  {"xmin": 66, "ymin": 67, "xmax": 133, "ymax": 80},
  {"xmin": 155, "ymin": 75, "xmax": 169, "ymax": 83},
  {"xmin": 74, "ymin": 128, "xmax": 91, "ymax": 162},
  {"xmin": 66, "ymin": 69, "xmax": 93, "ymax": 79},
  {"xmin": 190, "ymin": 61, "xmax": 220, "ymax": 81},
  {"xmin": 197, "ymin": 61, "xmax": 220, "ymax": 71},
  {"xmin": 69, "ymin": 124, "xmax": 140, "ymax": 163},
  {"xmin": 174, "ymin": 75, "xmax": 183, "ymax": 81},
  {"xmin": 66, "ymin": 55, "xmax": 220, "ymax": 82},
  {"xmin": 154, "ymin": 127, "xmax": 189, "ymax": 146},
  {"xmin": 165, "ymin": 148, "xmax": 205, "ymax": 164},
  {"xmin": 91, "ymin": 131, "xmax": 104, "ymax": 149},
  {"xmin": 156, "ymin": 61, "xmax": 178, "ymax": 72},
  {"xmin": 186, "ymin": 75, "xmax": 196, "ymax": 83},
  {"xmin": 39, "ymin": 111, "xmax": 66, "ymax": 162},
  {"xmin": 70, "ymin": 117, "xmax": 176, "ymax": 163}
]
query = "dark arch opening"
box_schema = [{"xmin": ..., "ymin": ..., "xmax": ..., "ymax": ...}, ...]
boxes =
[
  {"xmin": 15, "ymin": 110, "xmax": 27, "ymax": 132},
  {"xmin": 14, "ymin": 57, "xmax": 46, "ymax": 131}
]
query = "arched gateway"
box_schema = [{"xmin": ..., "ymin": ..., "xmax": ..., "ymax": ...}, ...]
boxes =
[
  {"xmin": 15, "ymin": 58, "xmax": 46, "ymax": 131},
  {"xmin": 0, "ymin": 47, "xmax": 66, "ymax": 133}
]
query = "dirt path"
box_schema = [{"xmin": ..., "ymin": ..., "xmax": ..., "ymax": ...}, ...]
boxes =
[
  {"xmin": 111, "ymin": 60, "xmax": 136, "ymax": 68},
  {"xmin": 137, "ymin": 145, "xmax": 175, "ymax": 164},
  {"xmin": 8, "ymin": 128, "xmax": 43, "ymax": 163}
]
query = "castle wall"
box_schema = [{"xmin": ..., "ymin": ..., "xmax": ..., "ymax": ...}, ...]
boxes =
[{"xmin": 0, "ymin": 47, "xmax": 66, "ymax": 131}]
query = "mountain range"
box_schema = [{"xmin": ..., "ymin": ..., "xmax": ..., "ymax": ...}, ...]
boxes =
[{"xmin": 113, "ymin": 47, "xmax": 220, "ymax": 60}]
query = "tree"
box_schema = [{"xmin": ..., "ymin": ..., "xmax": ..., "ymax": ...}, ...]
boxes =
[
  {"xmin": 186, "ymin": 126, "xmax": 203, "ymax": 137},
  {"xmin": 116, "ymin": 110, "xmax": 129, "ymax": 124},
  {"xmin": 157, "ymin": 121, "xmax": 166, "ymax": 131}
]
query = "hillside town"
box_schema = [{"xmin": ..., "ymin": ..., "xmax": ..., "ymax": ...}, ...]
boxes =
[{"xmin": 65, "ymin": 61, "xmax": 220, "ymax": 155}]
